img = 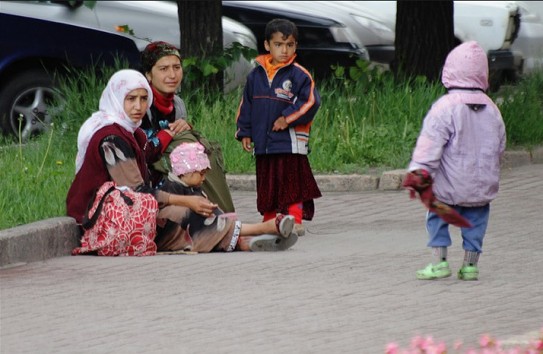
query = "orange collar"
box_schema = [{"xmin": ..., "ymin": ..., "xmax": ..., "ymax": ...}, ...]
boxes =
[{"xmin": 257, "ymin": 54, "xmax": 296, "ymax": 80}]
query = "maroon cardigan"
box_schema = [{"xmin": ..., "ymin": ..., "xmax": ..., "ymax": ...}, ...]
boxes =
[{"xmin": 66, "ymin": 124, "xmax": 149, "ymax": 224}]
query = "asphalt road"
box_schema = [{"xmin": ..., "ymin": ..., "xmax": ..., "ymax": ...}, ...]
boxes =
[{"xmin": 1, "ymin": 164, "xmax": 542, "ymax": 353}]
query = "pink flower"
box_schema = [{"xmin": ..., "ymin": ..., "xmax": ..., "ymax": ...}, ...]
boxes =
[
  {"xmin": 418, "ymin": 336, "xmax": 435, "ymax": 350},
  {"xmin": 385, "ymin": 342, "xmax": 399, "ymax": 354},
  {"xmin": 388, "ymin": 332, "xmax": 543, "ymax": 354},
  {"xmin": 432, "ymin": 341, "xmax": 447, "ymax": 354},
  {"xmin": 479, "ymin": 334, "xmax": 497, "ymax": 348},
  {"xmin": 454, "ymin": 340, "xmax": 464, "ymax": 350}
]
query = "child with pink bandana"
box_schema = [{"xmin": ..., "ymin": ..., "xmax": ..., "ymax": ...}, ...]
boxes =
[{"xmin": 157, "ymin": 142, "xmax": 298, "ymax": 252}]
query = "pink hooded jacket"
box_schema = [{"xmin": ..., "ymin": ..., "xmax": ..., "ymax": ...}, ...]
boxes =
[{"xmin": 408, "ymin": 41, "xmax": 506, "ymax": 207}]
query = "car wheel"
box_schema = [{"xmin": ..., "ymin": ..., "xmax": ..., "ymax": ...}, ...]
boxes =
[
  {"xmin": 0, "ymin": 69, "xmax": 63, "ymax": 141},
  {"xmin": 488, "ymin": 69, "xmax": 504, "ymax": 93}
]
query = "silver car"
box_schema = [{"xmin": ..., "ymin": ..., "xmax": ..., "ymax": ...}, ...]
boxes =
[
  {"xmin": 294, "ymin": 1, "xmax": 396, "ymax": 65},
  {"xmin": 85, "ymin": 1, "xmax": 258, "ymax": 92}
]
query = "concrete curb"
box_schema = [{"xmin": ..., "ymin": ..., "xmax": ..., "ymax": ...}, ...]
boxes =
[
  {"xmin": 1, "ymin": 148, "xmax": 542, "ymax": 267},
  {"xmin": 0, "ymin": 217, "xmax": 80, "ymax": 267},
  {"xmin": 227, "ymin": 148, "xmax": 543, "ymax": 192}
]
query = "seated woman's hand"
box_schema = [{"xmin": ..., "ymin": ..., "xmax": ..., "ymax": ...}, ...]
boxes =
[
  {"xmin": 189, "ymin": 195, "xmax": 218, "ymax": 217},
  {"xmin": 168, "ymin": 119, "xmax": 191, "ymax": 135}
]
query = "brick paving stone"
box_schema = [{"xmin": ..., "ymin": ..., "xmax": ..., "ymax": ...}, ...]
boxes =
[{"xmin": 1, "ymin": 164, "xmax": 542, "ymax": 354}]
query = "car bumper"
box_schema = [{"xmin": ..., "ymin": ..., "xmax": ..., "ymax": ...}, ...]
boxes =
[
  {"xmin": 295, "ymin": 47, "xmax": 370, "ymax": 79},
  {"xmin": 487, "ymin": 49, "xmax": 521, "ymax": 72},
  {"xmin": 366, "ymin": 45, "xmax": 395, "ymax": 65}
]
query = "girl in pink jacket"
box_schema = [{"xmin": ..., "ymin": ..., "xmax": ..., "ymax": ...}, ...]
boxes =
[{"xmin": 406, "ymin": 41, "xmax": 506, "ymax": 281}]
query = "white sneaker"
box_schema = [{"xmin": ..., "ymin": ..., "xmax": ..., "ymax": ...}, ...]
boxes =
[
  {"xmin": 249, "ymin": 233, "xmax": 298, "ymax": 252},
  {"xmin": 276, "ymin": 214, "xmax": 295, "ymax": 238}
]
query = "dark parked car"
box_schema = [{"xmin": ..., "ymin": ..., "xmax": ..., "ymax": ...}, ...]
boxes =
[
  {"xmin": 0, "ymin": 0, "xmax": 262, "ymax": 141},
  {"xmin": 222, "ymin": 0, "xmax": 370, "ymax": 81},
  {"xmin": 0, "ymin": 11, "xmax": 141, "ymax": 140}
]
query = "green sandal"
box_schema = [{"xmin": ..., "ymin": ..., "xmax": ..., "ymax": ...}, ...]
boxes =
[
  {"xmin": 416, "ymin": 261, "xmax": 452, "ymax": 280},
  {"xmin": 457, "ymin": 265, "xmax": 479, "ymax": 281}
]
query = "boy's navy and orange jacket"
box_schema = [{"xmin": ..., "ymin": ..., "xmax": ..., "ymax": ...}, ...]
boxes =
[{"xmin": 235, "ymin": 54, "xmax": 320, "ymax": 155}]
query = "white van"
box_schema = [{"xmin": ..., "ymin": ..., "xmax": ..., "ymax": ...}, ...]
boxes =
[
  {"xmin": 335, "ymin": 1, "xmax": 523, "ymax": 86},
  {"xmin": 511, "ymin": 1, "xmax": 543, "ymax": 74}
]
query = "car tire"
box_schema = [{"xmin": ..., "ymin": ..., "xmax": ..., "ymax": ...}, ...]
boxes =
[
  {"xmin": 0, "ymin": 69, "xmax": 61, "ymax": 141},
  {"xmin": 488, "ymin": 69, "xmax": 504, "ymax": 93}
]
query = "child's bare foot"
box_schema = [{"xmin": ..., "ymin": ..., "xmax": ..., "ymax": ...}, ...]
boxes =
[
  {"xmin": 236, "ymin": 236, "xmax": 252, "ymax": 251},
  {"xmin": 294, "ymin": 223, "xmax": 305, "ymax": 236}
]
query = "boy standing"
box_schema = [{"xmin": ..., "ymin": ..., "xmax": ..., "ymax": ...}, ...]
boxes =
[{"xmin": 235, "ymin": 18, "xmax": 322, "ymax": 236}]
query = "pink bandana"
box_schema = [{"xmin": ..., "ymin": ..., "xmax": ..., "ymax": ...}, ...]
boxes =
[{"xmin": 170, "ymin": 142, "xmax": 211, "ymax": 176}]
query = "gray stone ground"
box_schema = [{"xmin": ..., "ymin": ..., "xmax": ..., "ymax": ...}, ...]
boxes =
[{"xmin": 1, "ymin": 163, "xmax": 542, "ymax": 353}]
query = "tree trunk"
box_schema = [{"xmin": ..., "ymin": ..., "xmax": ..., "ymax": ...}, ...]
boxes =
[
  {"xmin": 177, "ymin": 0, "xmax": 223, "ymax": 91},
  {"xmin": 393, "ymin": 1, "xmax": 455, "ymax": 84}
]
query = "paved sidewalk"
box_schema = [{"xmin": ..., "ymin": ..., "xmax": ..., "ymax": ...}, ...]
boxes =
[{"xmin": 1, "ymin": 164, "xmax": 542, "ymax": 353}]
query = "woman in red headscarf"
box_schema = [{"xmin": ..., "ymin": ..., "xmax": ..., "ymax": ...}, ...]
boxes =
[{"xmin": 139, "ymin": 41, "xmax": 235, "ymax": 213}]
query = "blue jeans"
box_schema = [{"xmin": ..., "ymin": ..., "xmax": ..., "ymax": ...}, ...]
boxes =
[{"xmin": 425, "ymin": 204, "xmax": 490, "ymax": 253}]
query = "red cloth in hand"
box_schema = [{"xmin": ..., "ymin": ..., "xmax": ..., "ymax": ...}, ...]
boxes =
[{"xmin": 402, "ymin": 169, "xmax": 472, "ymax": 228}]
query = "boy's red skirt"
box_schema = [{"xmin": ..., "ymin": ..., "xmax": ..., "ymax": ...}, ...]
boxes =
[{"xmin": 256, "ymin": 153, "xmax": 321, "ymax": 221}]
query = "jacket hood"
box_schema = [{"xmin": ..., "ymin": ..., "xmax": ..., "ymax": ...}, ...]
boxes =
[{"xmin": 441, "ymin": 41, "xmax": 489, "ymax": 91}]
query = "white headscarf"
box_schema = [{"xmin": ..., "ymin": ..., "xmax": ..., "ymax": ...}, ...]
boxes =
[{"xmin": 75, "ymin": 69, "xmax": 153, "ymax": 173}]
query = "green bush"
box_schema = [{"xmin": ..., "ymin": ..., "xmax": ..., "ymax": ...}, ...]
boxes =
[
  {"xmin": 493, "ymin": 70, "xmax": 543, "ymax": 147},
  {"xmin": 1, "ymin": 64, "xmax": 542, "ymax": 230}
]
